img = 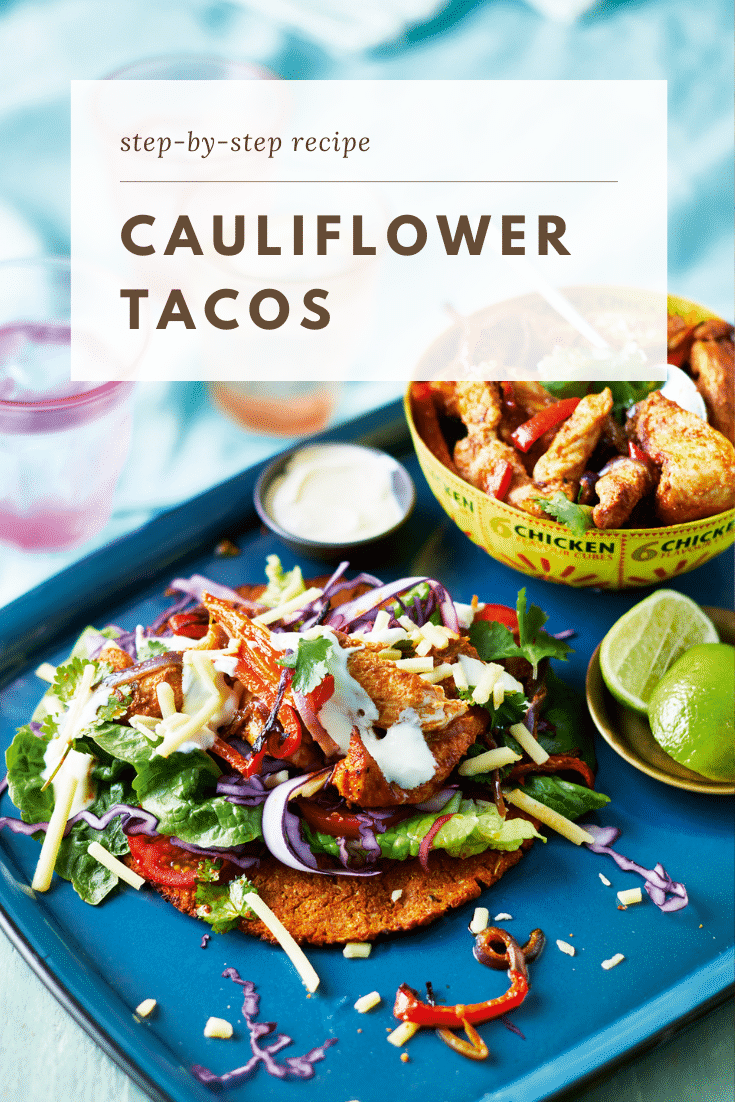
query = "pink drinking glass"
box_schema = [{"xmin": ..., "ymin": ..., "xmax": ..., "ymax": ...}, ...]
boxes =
[{"xmin": 0, "ymin": 258, "xmax": 135, "ymax": 551}]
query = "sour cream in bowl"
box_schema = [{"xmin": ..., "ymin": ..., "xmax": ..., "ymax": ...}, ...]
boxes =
[{"xmin": 255, "ymin": 443, "xmax": 415, "ymax": 562}]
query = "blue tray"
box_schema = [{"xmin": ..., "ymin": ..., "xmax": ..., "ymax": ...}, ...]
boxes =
[{"xmin": 1, "ymin": 401, "xmax": 733, "ymax": 1102}]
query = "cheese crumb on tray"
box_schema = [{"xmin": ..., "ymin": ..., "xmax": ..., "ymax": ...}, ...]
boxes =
[{"xmin": 204, "ymin": 1017, "xmax": 234, "ymax": 1039}]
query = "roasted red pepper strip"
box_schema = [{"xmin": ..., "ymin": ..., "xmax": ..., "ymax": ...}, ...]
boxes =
[
  {"xmin": 510, "ymin": 397, "xmax": 581, "ymax": 453},
  {"xmin": 393, "ymin": 932, "xmax": 528, "ymax": 1028},
  {"xmin": 485, "ymin": 459, "xmax": 513, "ymax": 501},
  {"xmin": 500, "ymin": 381, "xmax": 517, "ymax": 409},
  {"xmin": 508, "ymin": 753, "xmax": 595, "ymax": 790},
  {"xmin": 168, "ymin": 611, "xmax": 209, "ymax": 639},
  {"xmin": 211, "ymin": 735, "xmax": 252, "ymax": 777},
  {"xmin": 305, "ymin": 674, "xmax": 335, "ymax": 714}
]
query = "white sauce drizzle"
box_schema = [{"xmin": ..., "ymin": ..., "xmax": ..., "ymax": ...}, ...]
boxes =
[{"xmin": 361, "ymin": 708, "xmax": 436, "ymax": 789}]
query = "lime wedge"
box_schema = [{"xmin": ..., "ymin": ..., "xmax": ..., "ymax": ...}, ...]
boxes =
[{"xmin": 599, "ymin": 590, "xmax": 719, "ymax": 714}]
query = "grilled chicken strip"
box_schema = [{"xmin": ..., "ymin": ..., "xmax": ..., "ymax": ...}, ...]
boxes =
[
  {"xmin": 453, "ymin": 433, "xmax": 546, "ymax": 516},
  {"xmin": 627, "ymin": 391, "xmax": 735, "ymax": 523},
  {"xmin": 341, "ymin": 638, "xmax": 467, "ymax": 732},
  {"xmin": 331, "ymin": 707, "xmax": 488, "ymax": 807},
  {"xmin": 592, "ymin": 456, "xmax": 657, "ymax": 529},
  {"xmin": 532, "ymin": 388, "xmax": 613, "ymax": 500},
  {"xmin": 689, "ymin": 333, "xmax": 735, "ymax": 444}
]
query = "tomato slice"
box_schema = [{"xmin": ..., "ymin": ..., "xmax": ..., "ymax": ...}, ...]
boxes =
[
  {"xmin": 297, "ymin": 798, "xmax": 405, "ymax": 841},
  {"xmin": 474, "ymin": 603, "xmax": 518, "ymax": 631},
  {"xmin": 127, "ymin": 833, "xmax": 232, "ymax": 887}
]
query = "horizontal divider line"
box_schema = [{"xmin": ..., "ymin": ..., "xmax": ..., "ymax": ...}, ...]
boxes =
[{"xmin": 118, "ymin": 178, "xmax": 619, "ymax": 184}]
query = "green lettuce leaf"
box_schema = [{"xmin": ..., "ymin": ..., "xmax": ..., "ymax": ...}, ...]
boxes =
[
  {"xmin": 85, "ymin": 722, "xmax": 262, "ymax": 850},
  {"xmin": 5, "ymin": 724, "xmax": 55, "ymax": 825},
  {"xmin": 54, "ymin": 779, "xmax": 137, "ymax": 905},
  {"xmin": 5, "ymin": 723, "xmax": 136, "ymax": 904},
  {"xmin": 535, "ymin": 668, "xmax": 597, "ymax": 769},
  {"xmin": 196, "ymin": 875, "xmax": 258, "ymax": 933},
  {"xmin": 304, "ymin": 794, "xmax": 542, "ymax": 863},
  {"xmin": 517, "ymin": 775, "xmax": 610, "ymax": 820},
  {"xmin": 261, "ymin": 555, "xmax": 306, "ymax": 609},
  {"xmin": 133, "ymin": 753, "xmax": 262, "ymax": 849}
]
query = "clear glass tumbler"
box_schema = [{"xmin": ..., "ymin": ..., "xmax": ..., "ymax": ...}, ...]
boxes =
[{"xmin": 0, "ymin": 258, "xmax": 135, "ymax": 551}]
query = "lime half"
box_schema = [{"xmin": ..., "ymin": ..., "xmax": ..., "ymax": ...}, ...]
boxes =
[
  {"xmin": 649, "ymin": 643, "xmax": 735, "ymax": 781},
  {"xmin": 599, "ymin": 590, "xmax": 719, "ymax": 714}
]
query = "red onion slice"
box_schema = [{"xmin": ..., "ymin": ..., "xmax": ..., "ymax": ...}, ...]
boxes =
[
  {"xmin": 413, "ymin": 787, "xmax": 458, "ymax": 813},
  {"xmin": 326, "ymin": 576, "xmax": 459, "ymax": 633},
  {"xmin": 261, "ymin": 769, "xmax": 381, "ymax": 878},
  {"xmin": 418, "ymin": 812, "xmax": 455, "ymax": 871},
  {"xmin": 169, "ymin": 574, "xmax": 264, "ymax": 610},
  {"xmin": 292, "ymin": 688, "xmax": 341, "ymax": 759}
]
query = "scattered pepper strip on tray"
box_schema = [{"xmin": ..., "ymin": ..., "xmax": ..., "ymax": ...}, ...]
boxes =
[
  {"xmin": 393, "ymin": 928, "xmax": 528, "ymax": 1029},
  {"xmin": 510, "ymin": 397, "xmax": 581, "ymax": 453}
]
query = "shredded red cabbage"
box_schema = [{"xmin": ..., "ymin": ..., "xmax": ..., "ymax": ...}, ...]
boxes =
[
  {"xmin": 583, "ymin": 824, "xmax": 689, "ymax": 912},
  {"xmin": 0, "ymin": 774, "xmax": 7, "ymax": 798},
  {"xmin": 325, "ymin": 576, "xmax": 460, "ymax": 634},
  {"xmin": 215, "ymin": 773, "xmax": 269, "ymax": 806},
  {"xmin": 500, "ymin": 1014, "xmax": 526, "ymax": 1039},
  {"xmin": 0, "ymin": 802, "xmax": 159, "ymax": 839},
  {"xmin": 191, "ymin": 969, "xmax": 336, "ymax": 1088},
  {"xmin": 169, "ymin": 837, "xmax": 260, "ymax": 871},
  {"xmin": 200, "ymin": 934, "xmax": 210, "ymax": 949}
]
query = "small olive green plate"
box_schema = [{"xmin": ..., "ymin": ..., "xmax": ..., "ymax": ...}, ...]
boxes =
[{"xmin": 586, "ymin": 606, "xmax": 735, "ymax": 795}]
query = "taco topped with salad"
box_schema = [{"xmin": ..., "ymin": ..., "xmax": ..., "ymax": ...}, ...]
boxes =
[{"xmin": 2, "ymin": 558, "xmax": 609, "ymax": 946}]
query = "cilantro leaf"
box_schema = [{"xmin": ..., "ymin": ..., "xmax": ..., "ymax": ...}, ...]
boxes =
[
  {"xmin": 535, "ymin": 492, "xmax": 595, "ymax": 535},
  {"xmin": 135, "ymin": 637, "xmax": 170, "ymax": 661},
  {"xmin": 197, "ymin": 858, "xmax": 224, "ymax": 883},
  {"xmin": 516, "ymin": 589, "xmax": 572, "ymax": 677},
  {"xmin": 95, "ymin": 687, "xmax": 132, "ymax": 724},
  {"xmin": 51, "ymin": 656, "xmax": 109, "ymax": 704},
  {"xmin": 196, "ymin": 875, "xmax": 258, "ymax": 933},
  {"xmin": 278, "ymin": 636, "xmax": 333, "ymax": 694},
  {"xmin": 457, "ymin": 688, "xmax": 528, "ymax": 730},
  {"xmin": 469, "ymin": 619, "xmax": 522, "ymax": 663}
]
